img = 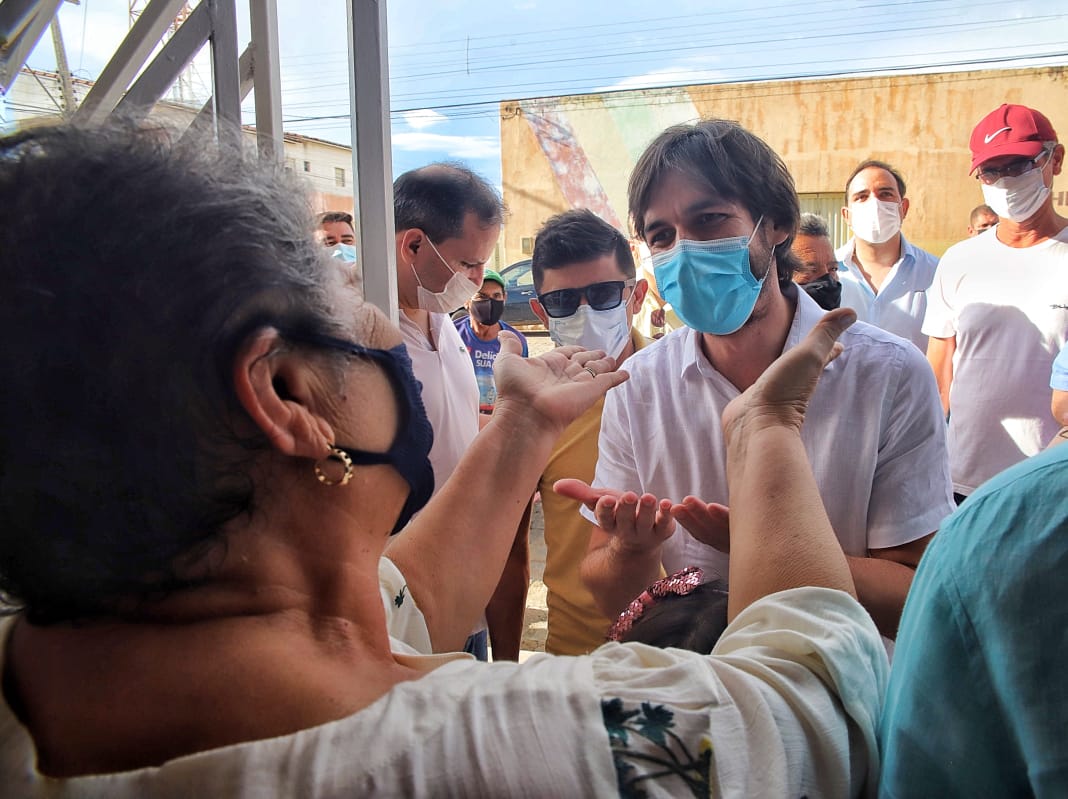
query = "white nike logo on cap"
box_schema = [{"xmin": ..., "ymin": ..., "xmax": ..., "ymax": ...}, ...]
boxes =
[{"xmin": 984, "ymin": 127, "xmax": 1012, "ymax": 144}]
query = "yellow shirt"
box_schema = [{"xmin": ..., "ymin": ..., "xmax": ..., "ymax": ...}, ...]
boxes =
[{"xmin": 539, "ymin": 329, "xmax": 648, "ymax": 656}]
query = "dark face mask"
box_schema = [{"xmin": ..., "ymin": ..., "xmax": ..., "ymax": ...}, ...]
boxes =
[
  {"xmin": 281, "ymin": 330, "xmax": 435, "ymax": 534},
  {"xmin": 470, "ymin": 297, "xmax": 504, "ymax": 326},
  {"xmin": 801, "ymin": 273, "xmax": 842, "ymax": 310}
]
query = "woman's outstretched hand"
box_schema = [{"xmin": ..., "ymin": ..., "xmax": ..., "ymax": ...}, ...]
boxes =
[
  {"xmin": 722, "ymin": 308, "xmax": 856, "ymax": 442},
  {"xmin": 492, "ymin": 331, "xmax": 628, "ymax": 434}
]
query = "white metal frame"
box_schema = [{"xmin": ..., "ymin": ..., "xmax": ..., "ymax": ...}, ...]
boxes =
[{"xmin": 4, "ymin": 0, "xmax": 396, "ymax": 316}]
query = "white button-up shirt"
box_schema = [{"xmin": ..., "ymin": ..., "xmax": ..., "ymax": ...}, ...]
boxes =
[{"xmin": 586, "ymin": 289, "xmax": 954, "ymax": 583}]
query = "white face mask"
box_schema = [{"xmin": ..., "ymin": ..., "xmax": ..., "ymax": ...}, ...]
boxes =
[
  {"xmin": 848, "ymin": 198, "xmax": 902, "ymax": 245},
  {"xmin": 412, "ymin": 238, "xmax": 482, "ymax": 314},
  {"xmin": 547, "ymin": 302, "xmax": 630, "ymax": 360},
  {"xmin": 981, "ymin": 167, "xmax": 1051, "ymax": 223}
]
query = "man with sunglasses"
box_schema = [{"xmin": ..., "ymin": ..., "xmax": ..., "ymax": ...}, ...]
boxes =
[
  {"xmin": 560, "ymin": 119, "xmax": 952, "ymax": 642},
  {"xmin": 924, "ymin": 104, "xmax": 1068, "ymax": 503},
  {"xmin": 527, "ymin": 209, "xmax": 650, "ymax": 655}
]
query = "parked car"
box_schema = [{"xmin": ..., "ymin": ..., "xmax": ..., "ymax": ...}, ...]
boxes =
[{"xmin": 451, "ymin": 258, "xmax": 545, "ymax": 330}]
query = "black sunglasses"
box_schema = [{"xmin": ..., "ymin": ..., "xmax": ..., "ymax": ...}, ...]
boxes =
[
  {"xmin": 538, "ymin": 280, "xmax": 634, "ymax": 318},
  {"xmin": 975, "ymin": 146, "xmax": 1053, "ymax": 185}
]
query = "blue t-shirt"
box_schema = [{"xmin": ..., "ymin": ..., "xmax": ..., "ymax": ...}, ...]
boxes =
[
  {"xmin": 880, "ymin": 442, "xmax": 1068, "ymax": 797},
  {"xmin": 453, "ymin": 317, "xmax": 528, "ymax": 413},
  {"xmin": 1051, "ymin": 341, "xmax": 1068, "ymax": 390}
]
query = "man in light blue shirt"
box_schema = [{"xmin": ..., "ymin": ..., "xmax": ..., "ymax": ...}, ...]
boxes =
[{"xmin": 836, "ymin": 160, "xmax": 939, "ymax": 352}]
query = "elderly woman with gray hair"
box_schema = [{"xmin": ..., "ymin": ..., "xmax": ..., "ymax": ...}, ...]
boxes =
[{"xmin": 0, "ymin": 122, "xmax": 885, "ymax": 797}]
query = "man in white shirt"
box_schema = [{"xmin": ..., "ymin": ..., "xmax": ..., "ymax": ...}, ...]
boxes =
[
  {"xmin": 565, "ymin": 119, "xmax": 953, "ymax": 639},
  {"xmin": 925, "ymin": 103, "xmax": 1068, "ymax": 502},
  {"xmin": 836, "ymin": 160, "xmax": 939, "ymax": 352},
  {"xmin": 393, "ymin": 164, "xmax": 508, "ymax": 659}
]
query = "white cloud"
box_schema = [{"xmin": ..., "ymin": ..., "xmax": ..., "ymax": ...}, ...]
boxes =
[
  {"xmin": 597, "ymin": 63, "xmax": 727, "ymax": 93},
  {"xmin": 401, "ymin": 109, "xmax": 449, "ymax": 130},
  {"xmin": 391, "ymin": 131, "xmax": 500, "ymax": 160}
]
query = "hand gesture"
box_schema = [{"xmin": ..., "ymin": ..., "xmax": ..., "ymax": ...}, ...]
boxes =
[
  {"xmin": 554, "ymin": 479, "xmax": 675, "ymax": 555},
  {"xmin": 722, "ymin": 308, "xmax": 855, "ymax": 442},
  {"xmin": 669, "ymin": 496, "xmax": 730, "ymax": 552},
  {"xmin": 492, "ymin": 332, "xmax": 627, "ymax": 435}
]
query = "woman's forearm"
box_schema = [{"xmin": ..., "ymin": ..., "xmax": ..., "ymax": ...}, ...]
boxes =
[{"xmin": 725, "ymin": 425, "xmax": 855, "ymax": 621}]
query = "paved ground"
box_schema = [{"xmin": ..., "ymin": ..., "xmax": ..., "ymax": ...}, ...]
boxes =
[
  {"xmin": 519, "ymin": 498, "xmax": 548, "ymax": 660},
  {"xmin": 518, "ymin": 332, "xmax": 554, "ymax": 661}
]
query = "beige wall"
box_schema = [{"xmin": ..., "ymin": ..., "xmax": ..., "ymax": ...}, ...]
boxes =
[{"xmin": 501, "ymin": 67, "xmax": 1068, "ymax": 262}]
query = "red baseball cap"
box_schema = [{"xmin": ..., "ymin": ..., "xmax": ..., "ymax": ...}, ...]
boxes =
[{"xmin": 969, "ymin": 104, "xmax": 1057, "ymax": 173}]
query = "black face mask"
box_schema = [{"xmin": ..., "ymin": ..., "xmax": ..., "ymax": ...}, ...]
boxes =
[
  {"xmin": 281, "ymin": 330, "xmax": 435, "ymax": 534},
  {"xmin": 470, "ymin": 298, "xmax": 504, "ymax": 326},
  {"xmin": 801, "ymin": 273, "xmax": 842, "ymax": 310}
]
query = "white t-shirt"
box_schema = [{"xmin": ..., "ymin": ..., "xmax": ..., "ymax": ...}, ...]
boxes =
[
  {"xmin": 922, "ymin": 226, "xmax": 1068, "ymax": 495},
  {"xmin": 399, "ymin": 311, "xmax": 480, "ymax": 496},
  {"xmin": 587, "ymin": 289, "xmax": 953, "ymax": 583},
  {"xmin": 0, "ymin": 587, "xmax": 886, "ymax": 798},
  {"xmin": 835, "ymin": 235, "xmax": 939, "ymax": 352}
]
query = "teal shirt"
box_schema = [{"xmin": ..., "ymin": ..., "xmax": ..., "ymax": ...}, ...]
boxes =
[{"xmin": 880, "ymin": 443, "xmax": 1068, "ymax": 797}]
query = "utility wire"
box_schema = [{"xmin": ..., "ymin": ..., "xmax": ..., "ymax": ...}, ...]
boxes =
[{"xmin": 276, "ymin": 51, "xmax": 1067, "ymax": 128}]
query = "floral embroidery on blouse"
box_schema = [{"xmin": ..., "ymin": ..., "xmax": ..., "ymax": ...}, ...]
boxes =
[
  {"xmin": 601, "ymin": 698, "xmax": 712, "ymax": 798},
  {"xmin": 394, "ymin": 585, "xmax": 407, "ymax": 607}
]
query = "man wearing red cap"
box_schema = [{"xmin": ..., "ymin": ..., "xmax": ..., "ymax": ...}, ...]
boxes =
[{"xmin": 924, "ymin": 103, "xmax": 1068, "ymax": 502}]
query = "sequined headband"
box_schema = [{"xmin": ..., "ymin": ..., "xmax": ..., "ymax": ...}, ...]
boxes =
[{"xmin": 606, "ymin": 566, "xmax": 704, "ymax": 642}]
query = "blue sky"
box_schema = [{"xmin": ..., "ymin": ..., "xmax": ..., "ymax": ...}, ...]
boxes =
[{"xmin": 22, "ymin": 0, "xmax": 1068, "ymax": 190}]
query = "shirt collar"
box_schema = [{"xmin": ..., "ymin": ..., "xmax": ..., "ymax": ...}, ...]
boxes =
[
  {"xmin": 679, "ymin": 287, "xmax": 820, "ymax": 380},
  {"xmin": 680, "ymin": 327, "xmax": 705, "ymax": 380},
  {"xmin": 836, "ymin": 235, "xmax": 916, "ymax": 274},
  {"xmin": 787, "ymin": 287, "xmax": 825, "ymax": 350}
]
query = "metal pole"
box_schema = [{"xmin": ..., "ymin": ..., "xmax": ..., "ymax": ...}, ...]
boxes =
[
  {"xmin": 249, "ymin": 0, "xmax": 282, "ymax": 162},
  {"xmin": 207, "ymin": 0, "xmax": 240, "ymax": 143},
  {"xmin": 347, "ymin": 0, "xmax": 397, "ymax": 320},
  {"xmin": 49, "ymin": 16, "xmax": 75, "ymax": 116},
  {"xmin": 75, "ymin": 0, "xmax": 188, "ymax": 122},
  {"xmin": 116, "ymin": 1, "xmax": 212, "ymax": 118},
  {"xmin": 0, "ymin": 0, "xmax": 64, "ymax": 94}
]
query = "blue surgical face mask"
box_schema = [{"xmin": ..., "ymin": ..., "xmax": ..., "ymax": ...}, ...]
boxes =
[
  {"xmin": 651, "ymin": 216, "xmax": 771, "ymax": 335},
  {"xmin": 331, "ymin": 243, "xmax": 358, "ymax": 264},
  {"xmin": 280, "ymin": 329, "xmax": 435, "ymax": 534}
]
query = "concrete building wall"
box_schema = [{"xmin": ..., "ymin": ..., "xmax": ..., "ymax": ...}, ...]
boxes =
[{"xmin": 500, "ymin": 66, "xmax": 1068, "ymax": 264}]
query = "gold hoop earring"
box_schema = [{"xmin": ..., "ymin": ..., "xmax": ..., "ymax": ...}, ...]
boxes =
[{"xmin": 314, "ymin": 446, "xmax": 354, "ymax": 486}]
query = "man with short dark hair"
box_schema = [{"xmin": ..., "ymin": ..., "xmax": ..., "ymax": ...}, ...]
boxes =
[
  {"xmin": 836, "ymin": 160, "xmax": 939, "ymax": 351},
  {"xmin": 791, "ymin": 212, "xmax": 841, "ymax": 310},
  {"xmin": 528, "ymin": 209, "xmax": 649, "ymax": 655},
  {"xmin": 393, "ymin": 163, "xmax": 503, "ymax": 499},
  {"xmin": 564, "ymin": 119, "xmax": 953, "ymax": 640},
  {"xmin": 392, "ymin": 163, "xmax": 506, "ymax": 659},
  {"xmin": 967, "ymin": 203, "xmax": 999, "ymax": 236},
  {"xmin": 925, "ymin": 103, "xmax": 1068, "ymax": 503},
  {"xmin": 318, "ymin": 211, "xmax": 356, "ymax": 247}
]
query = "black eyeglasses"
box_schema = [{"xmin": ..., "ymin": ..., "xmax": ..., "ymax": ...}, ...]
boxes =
[
  {"xmin": 976, "ymin": 147, "xmax": 1053, "ymax": 185},
  {"xmin": 537, "ymin": 280, "xmax": 634, "ymax": 318}
]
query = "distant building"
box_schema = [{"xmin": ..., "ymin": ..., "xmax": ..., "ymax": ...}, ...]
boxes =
[
  {"xmin": 500, "ymin": 66, "xmax": 1068, "ymax": 263},
  {"xmin": 8, "ymin": 67, "xmax": 354, "ymax": 217}
]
